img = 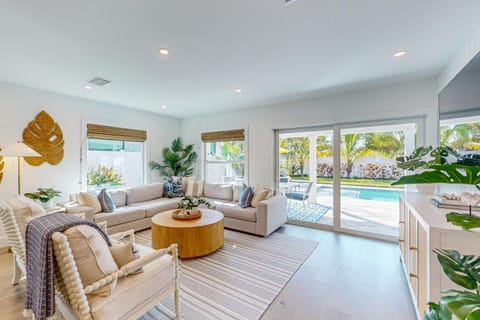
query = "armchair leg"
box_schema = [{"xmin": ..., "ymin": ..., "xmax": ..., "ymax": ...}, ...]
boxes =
[
  {"xmin": 172, "ymin": 244, "xmax": 181, "ymax": 320},
  {"xmin": 12, "ymin": 254, "xmax": 22, "ymax": 285}
]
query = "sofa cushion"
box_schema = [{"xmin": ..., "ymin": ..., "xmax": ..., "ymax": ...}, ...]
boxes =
[
  {"xmin": 98, "ymin": 189, "xmax": 116, "ymax": 213},
  {"xmin": 126, "ymin": 183, "xmax": 164, "ymax": 205},
  {"xmin": 94, "ymin": 206, "xmax": 146, "ymax": 227},
  {"xmin": 233, "ymin": 184, "xmax": 243, "ymax": 202},
  {"xmin": 64, "ymin": 225, "xmax": 118, "ymax": 297},
  {"xmin": 80, "ymin": 192, "xmax": 102, "ymax": 214},
  {"xmin": 7, "ymin": 196, "xmax": 46, "ymax": 238},
  {"xmin": 87, "ymin": 245, "xmax": 173, "ymax": 320},
  {"xmin": 108, "ymin": 190, "xmax": 127, "ymax": 207},
  {"xmin": 216, "ymin": 203, "xmax": 257, "ymax": 222},
  {"xmin": 129, "ymin": 198, "xmax": 181, "ymax": 218},
  {"xmin": 239, "ymin": 185, "xmax": 254, "ymax": 208},
  {"xmin": 251, "ymin": 186, "xmax": 271, "ymax": 208},
  {"xmin": 204, "ymin": 183, "xmax": 233, "ymax": 201},
  {"xmin": 163, "ymin": 177, "xmax": 184, "ymax": 197}
]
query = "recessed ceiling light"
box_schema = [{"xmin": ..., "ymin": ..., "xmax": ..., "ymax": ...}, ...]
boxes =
[
  {"xmin": 158, "ymin": 48, "xmax": 169, "ymax": 55},
  {"xmin": 161, "ymin": 105, "xmax": 168, "ymax": 109},
  {"xmin": 84, "ymin": 85, "xmax": 92, "ymax": 90},
  {"xmin": 235, "ymin": 89, "xmax": 242, "ymax": 93},
  {"xmin": 393, "ymin": 50, "xmax": 407, "ymax": 57}
]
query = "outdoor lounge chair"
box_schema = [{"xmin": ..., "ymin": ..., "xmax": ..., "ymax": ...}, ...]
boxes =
[{"xmin": 285, "ymin": 181, "xmax": 314, "ymax": 208}]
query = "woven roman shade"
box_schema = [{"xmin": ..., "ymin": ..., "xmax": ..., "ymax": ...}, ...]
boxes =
[
  {"xmin": 201, "ymin": 129, "xmax": 245, "ymax": 142},
  {"xmin": 87, "ymin": 124, "xmax": 147, "ymax": 142}
]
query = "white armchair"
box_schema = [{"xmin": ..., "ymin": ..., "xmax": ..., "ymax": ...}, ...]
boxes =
[
  {"xmin": 0, "ymin": 199, "xmax": 26, "ymax": 285},
  {"xmin": 52, "ymin": 230, "xmax": 181, "ymax": 320}
]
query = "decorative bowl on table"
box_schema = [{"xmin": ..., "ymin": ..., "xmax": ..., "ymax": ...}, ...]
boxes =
[{"xmin": 171, "ymin": 208, "xmax": 202, "ymax": 220}]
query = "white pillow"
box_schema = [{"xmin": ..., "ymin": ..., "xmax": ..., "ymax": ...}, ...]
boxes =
[
  {"xmin": 64, "ymin": 225, "xmax": 119, "ymax": 296},
  {"xmin": 194, "ymin": 180, "xmax": 204, "ymax": 197},
  {"xmin": 185, "ymin": 180, "xmax": 195, "ymax": 197},
  {"xmin": 233, "ymin": 185, "xmax": 243, "ymax": 202},
  {"xmin": 80, "ymin": 192, "xmax": 102, "ymax": 214},
  {"xmin": 7, "ymin": 196, "xmax": 47, "ymax": 237}
]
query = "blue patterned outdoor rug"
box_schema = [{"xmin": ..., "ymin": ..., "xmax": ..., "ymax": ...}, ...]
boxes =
[{"xmin": 287, "ymin": 201, "xmax": 331, "ymax": 222}]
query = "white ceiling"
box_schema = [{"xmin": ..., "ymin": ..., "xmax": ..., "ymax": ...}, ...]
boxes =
[{"xmin": 1, "ymin": 1, "xmax": 479, "ymax": 118}]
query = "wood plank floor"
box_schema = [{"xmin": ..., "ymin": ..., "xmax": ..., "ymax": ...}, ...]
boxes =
[{"xmin": 0, "ymin": 225, "xmax": 417, "ymax": 320}]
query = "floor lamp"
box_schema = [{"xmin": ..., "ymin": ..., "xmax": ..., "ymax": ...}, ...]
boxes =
[{"xmin": 0, "ymin": 142, "xmax": 41, "ymax": 195}]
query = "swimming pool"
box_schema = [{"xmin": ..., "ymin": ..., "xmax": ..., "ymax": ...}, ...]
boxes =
[{"xmin": 316, "ymin": 185, "xmax": 400, "ymax": 202}]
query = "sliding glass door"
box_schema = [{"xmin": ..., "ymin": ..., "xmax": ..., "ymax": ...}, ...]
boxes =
[
  {"xmin": 276, "ymin": 119, "xmax": 421, "ymax": 240},
  {"xmin": 340, "ymin": 123, "xmax": 416, "ymax": 238},
  {"xmin": 278, "ymin": 129, "xmax": 333, "ymax": 226}
]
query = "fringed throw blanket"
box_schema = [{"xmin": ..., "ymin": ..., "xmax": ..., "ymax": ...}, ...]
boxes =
[{"xmin": 24, "ymin": 213, "xmax": 111, "ymax": 320}]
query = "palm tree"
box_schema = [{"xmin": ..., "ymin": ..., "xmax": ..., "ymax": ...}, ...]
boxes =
[
  {"xmin": 316, "ymin": 135, "xmax": 333, "ymax": 157},
  {"xmin": 289, "ymin": 137, "xmax": 310, "ymax": 176},
  {"xmin": 149, "ymin": 137, "xmax": 197, "ymax": 177},
  {"xmin": 440, "ymin": 123, "xmax": 480, "ymax": 151},
  {"xmin": 341, "ymin": 133, "xmax": 370, "ymax": 178},
  {"xmin": 364, "ymin": 131, "xmax": 405, "ymax": 158}
]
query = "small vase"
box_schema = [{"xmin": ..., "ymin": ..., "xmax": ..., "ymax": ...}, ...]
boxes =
[{"xmin": 39, "ymin": 200, "xmax": 54, "ymax": 209}]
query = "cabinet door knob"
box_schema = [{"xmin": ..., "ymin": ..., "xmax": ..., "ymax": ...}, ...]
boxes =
[
  {"xmin": 410, "ymin": 247, "xmax": 418, "ymax": 251},
  {"xmin": 409, "ymin": 273, "xmax": 418, "ymax": 278}
]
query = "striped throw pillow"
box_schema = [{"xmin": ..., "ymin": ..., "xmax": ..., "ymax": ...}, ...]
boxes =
[
  {"xmin": 98, "ymin": 189, "xmax": 116, "ymax": 213},
  {"xmin": 238, "ymin": 185, "xmax": 254, "ymax": 208}
]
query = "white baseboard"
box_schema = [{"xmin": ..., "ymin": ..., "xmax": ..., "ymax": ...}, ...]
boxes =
[{"xmin": 0, "ymin": 236, "xmax": 8, "ymax": 249}]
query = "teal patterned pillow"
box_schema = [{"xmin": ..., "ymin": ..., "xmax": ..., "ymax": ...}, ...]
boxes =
[
  {"xmin": 98, "ymin": 189, "xmax": 116, "ymax": 213},
  {"xmin": 163, "ymin": 177, "xmax": 184, "ymax": 197}
]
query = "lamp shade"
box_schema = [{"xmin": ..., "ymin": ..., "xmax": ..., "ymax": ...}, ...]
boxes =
[{"xmin": 0, "ymin": 142, "xmax": 41, "ymax": 157}]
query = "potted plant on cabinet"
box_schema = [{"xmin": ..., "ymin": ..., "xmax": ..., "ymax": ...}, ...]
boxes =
[
  {"xmin": 25, "ymin": 187, "xmax": 62, "ymax": 209},
  {"xmin": 393, "ymin": 146, "xmax": 480, "ymax": 319}
]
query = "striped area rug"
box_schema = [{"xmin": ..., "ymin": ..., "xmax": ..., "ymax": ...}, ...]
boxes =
[{"xmin": 136, "ymin": 229, "xmax": 317, "ymax": 320}]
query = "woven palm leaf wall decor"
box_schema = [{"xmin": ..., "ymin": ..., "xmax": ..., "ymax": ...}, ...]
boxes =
[{"xmin": 23, "ymin": 111, "xmax": 64, "ymax": 166}]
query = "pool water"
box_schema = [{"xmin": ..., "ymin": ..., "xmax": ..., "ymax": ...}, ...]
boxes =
[{"xmin": 317, "ymin": 186, "xmax": 400, "ymax": 202}]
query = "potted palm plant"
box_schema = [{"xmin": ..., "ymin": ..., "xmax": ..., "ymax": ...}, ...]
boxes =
[{"xmin": 149, "ymin": 137, "xmax": 197, "ymax": 177}]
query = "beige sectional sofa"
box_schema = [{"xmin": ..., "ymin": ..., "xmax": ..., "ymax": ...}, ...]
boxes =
[{"xmin": 65, "ymin": 182, "xmax": 287, "ymax": 236}]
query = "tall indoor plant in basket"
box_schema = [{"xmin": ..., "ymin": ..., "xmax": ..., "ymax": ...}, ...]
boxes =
[{"xmin": 150, "ymin": 137, "xmax": 197, "ymax": 177}]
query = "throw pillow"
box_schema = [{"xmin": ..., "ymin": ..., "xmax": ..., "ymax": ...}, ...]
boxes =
[
  {"xmin": 98, "ymin": 189, "xmax": 116, "ymax": 213},
  {"xmin": 64, "ymin": 225, "xmax": 119, "ymax": 296},
  {"xmin": 163, "ymin": 177, "xmax": 184, "ymax": 197},
  {"xmin": 80, "ymin": 192, "xmax": 102, "ymax": 214},
  {"xmin": 110, "ymin": 237, "xmax": 142, "ymax": 273},
  {"xmin": 194, "ymin": 180, "xmax": 204, "ymax": 197},
  {"xmin": 7, "ymin": 196, "xmax": 47, "ymax": 237},
  {"xmin": 238, "ymin": 185, "xmax": 254, "ymax": 208},
  {"xmin": 233, "ymin": 184, "xmax": 243, "ymax": 202},
  {"xmin": 185, "ymin": 179, "xmax": 195, "ymax": 197},
  {"xmin": 251, "ymin": 186, "xmax": 272, "ymax": 208}
]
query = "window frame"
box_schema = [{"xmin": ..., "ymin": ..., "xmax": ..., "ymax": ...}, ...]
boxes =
[
  {"xmin": 202, "ymin": 129, "xmax": 248, "ymax": 185},
  {"xmin": 81, "ymin": 120, "xmax": 148, "ymax": 190}
]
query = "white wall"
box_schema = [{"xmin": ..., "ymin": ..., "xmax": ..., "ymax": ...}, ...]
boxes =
[
  {"xmin": 181, "ymin": 78, "xmax": 439, "ymax": 188},
  {"xmin": 0, "ymin": 81, "xmax": 180, "ymax": 246}
]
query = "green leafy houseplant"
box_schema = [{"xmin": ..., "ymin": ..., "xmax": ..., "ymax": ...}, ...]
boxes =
[
  {"xmin": 424, "ymin": 249, "xmax": 480, "ymax": 320},
  {"xmin": 87, "ymin": 165, "xmax": 122, "ymax": 187},
  {"xmin": 150, "ymin": 137, "xmax": 197, "ymax": 177},
  {"xmin": 393, "ymin": 146, "xmax": 480, "ymax": 319},
  {"xmin": 25, "ymin": 187, "xmax": 61, "ymax": 203},
  {"xmin": 177, "ymin": 196, "xmax": 211, "ymax": 214}
]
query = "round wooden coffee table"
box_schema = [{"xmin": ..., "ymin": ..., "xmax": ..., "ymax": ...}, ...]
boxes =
[{"xmin": 151, "ymin": 209, "xmax": 224, "ymax": 258}]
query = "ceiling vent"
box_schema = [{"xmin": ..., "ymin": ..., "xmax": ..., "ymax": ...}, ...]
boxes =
[
  {"xmin": 88, "ymin": 77, "xmax": 111, "ymax": 87},
  {"xmin": 284, "ymin": 0, "xmax": 296, "ymax": 5}
]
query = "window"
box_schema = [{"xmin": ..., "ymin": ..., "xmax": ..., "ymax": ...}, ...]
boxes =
[
  {"xmin": 202, "ymin": 129, "xmax": 246, "ymax": 184},
  {"xmin": 86, "ymin": 124, "xmax": 146, "ymax": 189},
  {"xmin": 440, "ymin": 115, "xmax": 480, "ymax": 153}
]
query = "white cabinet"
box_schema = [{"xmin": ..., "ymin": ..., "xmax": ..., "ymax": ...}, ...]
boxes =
[{"xmin": 400, "ymin": 193, "xmax": 480, "ymax": 318}]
